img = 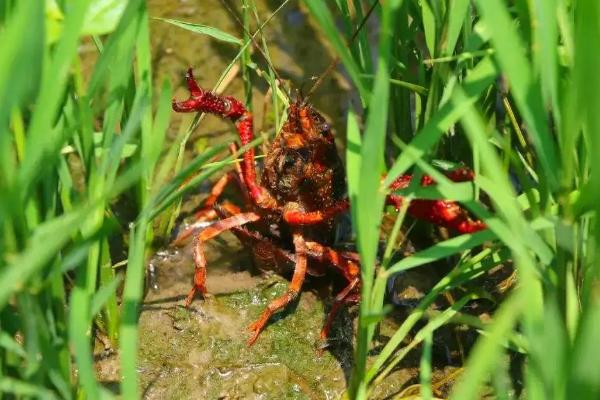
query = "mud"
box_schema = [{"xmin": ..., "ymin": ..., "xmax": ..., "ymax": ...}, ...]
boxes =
[
  {"xmin": 141, "ymin": 235, "xmax": 351, "ymax": 400},
  {"xmin": 93, "ymin": 230, "xmax": 470, "ymax": 399}
]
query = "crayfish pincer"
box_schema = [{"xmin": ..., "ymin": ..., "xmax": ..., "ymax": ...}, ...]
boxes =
[{"xmin": 171, "ymin": 68, "xmax": 485, "ymax": 346}]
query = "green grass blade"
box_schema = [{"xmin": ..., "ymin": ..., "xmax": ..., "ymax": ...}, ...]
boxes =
[
  {"xmin": 69, "ymin": 287, "xmax": 100, "ymax": 400},
  {"xmin": 454, "ymin": 85, "xmax": 553, "ymax": 266},
  {"xmin": 473, "ymin": 0, "xmax": 559, "ymax": 190},
  {"xmin": 82, "ymin": 0, "xmax": 127, "ymax": 35},
  {"xmin": 0, "ymin": 0, "xmax": 44, "ymax": 131},
  {"xmin": 19, "ymin": 0, "xmax": 91, "ymax": 198},
  {"xmin": 119, "ymin": 218, "xmax": 149, "ymax": 399},
  {"xmin": 374, "ymin": 295, "xmax": 474, "ymax": 387},
  {"xmin": 420, "ymin": 0, "xmax": 437, "ymax": 57},
  {"xmin": 449, "ymin": 292, "xmax": 522, "ymax": 400},
  {"xmin": 0, "ymin": 207, "xmax": 89, "ymax": 309},
  {"xmin": 147, "ymin": 78, "xmax": 172, "ymax": 182},
  {"xmin": 345, "ymin": 108, "xmax": 361, "ymax": 240},
  {"xmin": 568, "ymin": 306, "xmax": 600, "ymax": 398},
  {"xmin": 383, "ymin": 229, "xmax": 495, "ymax": 276},
  {"xmin": 351, "ymin": 2, "xmax": 403, "ymax": 398},
  {"xmin": 0, "ymin": 377, "xmax": 59, "ymax": 400},
  {"xmin": 87, "ymin": 0, "xmax": 144, "ymax": 97},
  {"xmin": 420, "ymin": 329, "xmax": 433, "ymax": 400},
  {"xmin": 157, "ymin": 18, "xmax": 242, "ymax": 45},
  {"xmin": 146, "ymin": 139, "xmax": 258, "ymax": 220},
  {"xmin": 136, "ymin": 4, "xmax": 154, "ymax": 203},
  {"xmin": 367, "ymin": 247, "xmax": 509, "ymax": 382},
  {"xmin": 532, "ymin": 0, "xmax": 559, "ymax": 124},
  {"xmin": 0, "ymin": 331, "xmax": 26, "ymax": 358},
  {"xmin": 443, "ymin": 0, "xmax": 471, "ymax": 55},
  {"xmin": 91, "ymin": 275, "xmax": 124, "ymax": 319}
]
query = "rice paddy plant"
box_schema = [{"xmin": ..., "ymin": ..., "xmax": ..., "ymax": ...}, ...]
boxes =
[
  {"xmin": 304, "ymin": 0, "xmax": 600, "ymax": 398},
  {"xmin": 0, "ymin": 1, "xmax": 239, "ymax": 398},
  {"xmin": 0, "ymin": 1, "xmax": 154, "ymax": 397}
]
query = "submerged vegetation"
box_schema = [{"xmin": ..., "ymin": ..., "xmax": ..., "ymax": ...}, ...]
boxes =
[{"xmin": 1, "ymin": 0, "xmax": 600, "ymax": 399}]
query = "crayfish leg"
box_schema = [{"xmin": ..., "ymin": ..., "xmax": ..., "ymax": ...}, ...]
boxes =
[
  {"xmin": 247, "ymin": 233, "xmax": 308, "ymax": 346},
  {"xmin": 282, "ymin": 200, "xmax": 350, "ymax": 225},
  {"xmin": 172, "ymin": 144, "xmax": 248, "ymax": 246},
  {"xmin": 184, "ymin": 212, "xmax": 261, "ymax": 306},
  {"xmin": 320, "ymin": 278, "xmax": 360, "ymax": 342}
]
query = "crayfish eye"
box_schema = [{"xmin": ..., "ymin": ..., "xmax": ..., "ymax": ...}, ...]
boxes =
[
  {"xmin": 297, "ymin": 148, "xmax": 310, "ymax": 161},
  {"xmin": 277, "ymin": 152, "xmax": 297, "ymax": 173},
  {"xmin": 283, "ymin": 153, "xmax": 296, "ymax": 168}
]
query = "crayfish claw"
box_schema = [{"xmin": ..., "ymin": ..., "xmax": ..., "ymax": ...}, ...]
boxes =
[
  {"xmin": 185, "ymin": 67, "xmax": 202, "ymax": 97},
  {"xmin": 246, "ymin": 323, "xmax": 263, "ymax": 346},
  {"xmin": 172, "ymin": 97, "xmax": 199, "ymax": 113},
  {"xmin": 315, "ymin": 343, "xmax": 329, "ymax": 357},
  {"xmin": 171, "ymin": 67, "xmax": 206, "ymax": 112}
]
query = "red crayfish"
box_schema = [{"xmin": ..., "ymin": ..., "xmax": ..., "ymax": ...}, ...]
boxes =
[{"xmin": 171, "ymin": 68, "xmax": 485, "ymax": 346}]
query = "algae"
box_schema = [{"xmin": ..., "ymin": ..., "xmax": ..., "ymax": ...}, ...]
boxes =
[{"xmin": 135, "ymin": 232, "xmax": 349, "ymax": 400}]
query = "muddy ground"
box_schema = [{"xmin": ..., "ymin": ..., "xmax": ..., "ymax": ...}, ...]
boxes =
[
  {"xmin": 95, "ymin": 226, "xmax": 477, "ymax": 399},
  {"xmin": 136, "ymin": 237, "xmax": 354, "ymax": 399}
]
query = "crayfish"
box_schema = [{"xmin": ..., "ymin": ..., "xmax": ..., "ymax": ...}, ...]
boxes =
[{"xmin": 171, "ymin": 68, "xmax": 485, "ymax": 346}]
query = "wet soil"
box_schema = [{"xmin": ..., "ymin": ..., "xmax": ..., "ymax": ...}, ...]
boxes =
[
  {"xmin": 94, "ymin": 229, "xmax": 472, "ymax": 399},
  {"xmin": 136, "ymin": 236, "xmax": 353, "ymax": 400}
]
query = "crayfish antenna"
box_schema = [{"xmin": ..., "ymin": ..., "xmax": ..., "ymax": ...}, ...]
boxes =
[{"xmin": 297, "ymin": 83, "xmax": 308, "ymax": 106}]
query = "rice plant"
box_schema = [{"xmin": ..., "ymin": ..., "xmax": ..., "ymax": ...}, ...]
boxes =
[
  {"xmin": 0, "ymin": 1, "xmax": 234, "ymax": 398},
  {"xmin": 303, "ymin": 0, "xmax": 600, "ymax": 398}
]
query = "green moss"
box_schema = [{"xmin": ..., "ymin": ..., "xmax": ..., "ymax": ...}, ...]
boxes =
[{"xmin": 137, "ymin": 269, "xmax": 349, "ymax": 398}]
